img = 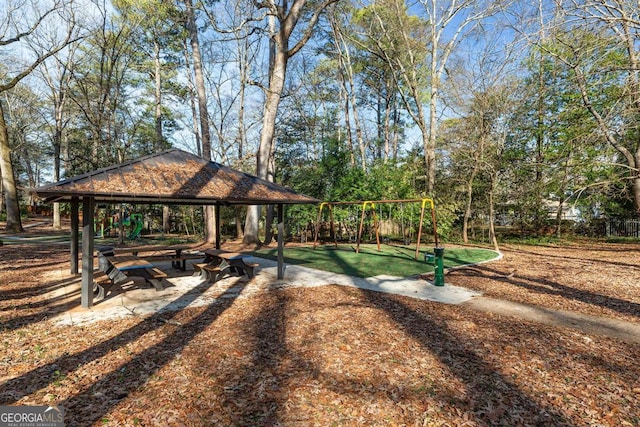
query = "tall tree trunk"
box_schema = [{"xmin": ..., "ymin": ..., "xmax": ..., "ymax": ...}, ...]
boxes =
[
  {"xmin": 332, "ymin": 41, "xmax": 354, "ymax": 165},
  {"xmin": 426, "ymin": 89, "xmax": 437, "ymax": 194},
  {"xmin": 243, "ymin": 0, "xmax": 338, "ymax": 245},
  {"xmin": 183, "ymin": 39, "xmax": 201, "ymax": 157},
  {"xmin": 392, "ymin": 107, "xmax": 400, "ymax": 160},
  {"xmin": 339, "ymin": 73, "xmax": 355, "ymax": 166},
  {"xmin": 488, "ymin": 174, "xmax": 499, "ymax": 252},
  {"xmin": 633, "ymin": 176, "xmax": 640, "ymax": 216},
  {"xmin": 462, "ymin": 168, "xmax": 478, "ymax": 243},
  {"xmin": 235, "ymin": 41, "xmax": 249, "ymax": 241},
  {"xmin": 263, "ymin": 154, "xmax": 278, "ymax": 245},
  {"xmin": 185, "ymin": 0, "xmax": 215, "ymax": 243},
  {"xmin": 264, "ymin": 204, "xmax": 276, "ymax": 244},
  {"xmin": 328, "ymin": 11, "xmax": 355, "ymax": 165},
  {"xmin": 244, "ymin": 10, "xmax": 286, "ymax": 246},
  {"xmin": 153, "ymin": 38, "xmax": 172, "ymax": 234},
  {"xmin": 53, "ymin": 125, "xmax": 62, "ymax": 230},
  {"xmin": 243, "ymin": 44, "xmax": 286, "ymax": 244},
  {"xmin": 534, "ymin": 58, "xmax": 545, "ymax": 235},
  {"xmin": 383, "ymin": 88, "xmax": 393, "ymax": 160},
  {"xmin": 0, "ymin": 102, "xmax": 22, "ymax": 232},
  {"xmin": 236, "ymin": 34, "xmax": 250, "ymax": 161},
  {"xmin": 163, "ymin": 205, "xmax": 170, "ymax": 234},
  {"xmin": 154, "ymin": 39, "xmax": 163, "ymax": 151},
  {"xmin": 235, "ymin": 207, "xmax": 244, "ymax": 239}
]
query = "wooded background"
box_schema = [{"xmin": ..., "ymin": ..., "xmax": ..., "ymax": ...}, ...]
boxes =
[{"xmin": 1, "ymin": 0, "xmax": 639, "ymax": 245}]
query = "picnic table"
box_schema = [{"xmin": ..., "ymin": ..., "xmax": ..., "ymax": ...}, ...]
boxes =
[
  {"xmin": 112, "ymin": 244, "xmax": 203, "ymax": 271},
  {"xmin": 195, "ymin": 249, "xmax": 259, "ymax": 282},
  {"xmin": 101, "ymin": 254, "xmax": 168, "ymax": 292}
]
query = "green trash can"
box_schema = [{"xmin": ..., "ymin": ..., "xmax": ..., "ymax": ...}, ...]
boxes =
[{"xmin": 433, "ymin": 247, "xmax": 445, "ymax": 286}]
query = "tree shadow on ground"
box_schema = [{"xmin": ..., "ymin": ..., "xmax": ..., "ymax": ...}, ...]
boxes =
[
  {"xmin": 274, "ymin": 251, "xmax": 573, "ymax": 425},
  {"xmin": 206, "ymin": 282, "xmax": 577, "ymax": 425},
  {"xmin": 452, "ymin": 264, "xmax": 640, "ymax": 319},
  {"xmin": 0, "ymin": 276, "xmax": 83, "ymax": 332},
  {"xmin": 221, "ymin": 283, "xmax": 290, "ymax": 425},
  {"xmin": 0, "ymin": 276, "xmax": 246, "ymax": 426},
  {"xmin": 360, "ymin": 289, "xmax": 574, "ymax": 426},
  {"xmin": 504, "ymin": 245, "xmax": 640, "ymax": 271}
]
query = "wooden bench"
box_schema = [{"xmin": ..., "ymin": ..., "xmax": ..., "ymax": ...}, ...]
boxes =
[
  {"xmin": 93, "ymin": 270, "xmax": 146, "ymax": 300},
  {"xmin": 143, "ymin": 267, "xmax": 168, "ymax": 291},
  {"xmin": 193, "ymin": 263, "xmax": 225, "ymax": 282},
  {"xmin": 193, "ymin": 262, "xmax": 208, "ymax": 273},
  {"xmin": 242, "ymin": 262, "xmax": 259, "ymax": 279},
  {"xmin": 93, "ymin": 271, "xmax": 112, "ymax": 300}
]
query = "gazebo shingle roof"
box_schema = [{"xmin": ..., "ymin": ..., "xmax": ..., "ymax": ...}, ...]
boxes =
[{"xmin": 35, "ymin": 149, "xmax": 318, "ymax": 205}]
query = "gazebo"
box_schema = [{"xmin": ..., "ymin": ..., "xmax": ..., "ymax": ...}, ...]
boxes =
[{"xmin": 34, "ymin": 149, "xmax": 319, "ymax": 308}]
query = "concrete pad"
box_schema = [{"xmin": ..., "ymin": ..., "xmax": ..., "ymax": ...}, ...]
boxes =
[
  {"xmin": 48, "ymin": 256, "xmax": 640, "ymax": 345},
  {"xmin": 51, "ymin": 256, "xmax": 480, "ymax": 325}
]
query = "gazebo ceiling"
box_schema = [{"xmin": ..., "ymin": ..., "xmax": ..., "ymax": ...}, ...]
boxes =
[{"xmin": 34, "ymin": 148, "xmax": 319, "ymax": 206}]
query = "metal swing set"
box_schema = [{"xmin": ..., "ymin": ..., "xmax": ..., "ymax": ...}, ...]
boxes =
[{"xmin": 312, "ymin": 198, "xmax": 439, "ymax": 260}]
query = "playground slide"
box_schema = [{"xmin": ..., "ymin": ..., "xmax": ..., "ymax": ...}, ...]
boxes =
[
  {"xmin": 129, "ymin": 219, "xmax": 143, "ymax": 239},
  {"xmin": 102, "ymin": 214, "xmax": 143, "ymax": 239}
]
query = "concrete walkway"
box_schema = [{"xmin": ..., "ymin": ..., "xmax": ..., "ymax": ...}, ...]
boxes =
[
  {"xmin": 464, "ymin": 297, "xmax": 640, "ymax": 344},
  {"xmin": 261, "ymin": 259, "xmax": 481, "ymax": 305}
]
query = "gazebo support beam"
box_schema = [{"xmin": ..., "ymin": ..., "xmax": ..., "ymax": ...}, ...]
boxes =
[
  {"xmin": 70, "ymin": 197, "xmax": 79, "ymax": 274},
  {"xmin": 277, "ymin": 203, "xmax": 284, "ymax": 280},
  {"xmin": 81, "ymin": 196, "xmax": 95, "ymax": 308},
  {"xmin": 215, "ymin": 203, "xmax": 221, "ymax": 250}
]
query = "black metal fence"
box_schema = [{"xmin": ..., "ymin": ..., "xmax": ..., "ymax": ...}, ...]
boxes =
[{"xmin": 604, "ymin": 219, "xmax": 640, "ymax": 238}]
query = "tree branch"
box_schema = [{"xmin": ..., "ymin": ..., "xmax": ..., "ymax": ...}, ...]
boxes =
[
  {"xmin": 287, "ymin": 0, "xmax": 340, "ymax": 57},
  {"xmin": 0, "ymin": 2, "xmax": 62, "ymax": 46}
]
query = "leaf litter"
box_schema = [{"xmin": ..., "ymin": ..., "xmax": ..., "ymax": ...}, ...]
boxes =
[{"xmin": 0, "ymin": 232, "xmax": 639, "ymax": 426}]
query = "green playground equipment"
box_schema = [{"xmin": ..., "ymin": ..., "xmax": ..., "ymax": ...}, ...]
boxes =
[{"xmin": 97, "ymin": 212, "xmax": 143, "ymax": 239}]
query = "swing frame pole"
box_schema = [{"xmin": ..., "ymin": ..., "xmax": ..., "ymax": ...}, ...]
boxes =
[
  {"xmin": 316, "ymin": 198, "xmax": 437, "ymax": 257},
  {"xmin": 313, "ymin": 202, "xmax": 337, "ymax": 249},
  {"xmin": 356, "ymin": 201, "xmax": 380, "ymax": 253},
  {"xmin": 413, "ymin": 198, "xmax": 438, "ymax": 260}
]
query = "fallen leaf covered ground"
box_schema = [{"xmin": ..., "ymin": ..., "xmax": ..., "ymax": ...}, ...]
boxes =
[{"xmin": 1, "ymin": 223, "xmax": 639, "ymax": 426}]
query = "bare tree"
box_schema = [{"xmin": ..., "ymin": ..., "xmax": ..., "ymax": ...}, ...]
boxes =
[
  {"xmin": 328, "ymin": 4, "xmax": 367, "ymax": 169},
  {"xmin": 513, "ymin": 0, "xmax": 640, "ymax": 215},
  {"xmin": 420, "ymin": 0, "xmax": 504, "ymax": 193},
  {"xmin": 352, "ymin": 0, "xmax": 498, "ymax": 192},
  {"xmin": 184, "ymin": 0, "xmax": 216, "ymax": 243},
  {"xmin": 242, "ymin": 0, "xmax": 339, "ymax": 245},
  {"xmin": 559, "ymin": 0, "xmax": 640, "ymax": 215},
  {"xmin": 0, "ymin": 0, "xmax": 80, "ymax": 232},
  {"xmin": 38, "ymin": 36, "xmax": 80, "ymax": 229}
]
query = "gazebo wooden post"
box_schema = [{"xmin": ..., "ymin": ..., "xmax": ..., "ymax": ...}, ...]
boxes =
[
  {"xmin": 70, "ymin": 196, "xmax": 79, "ymax": 274},
  {"xmin": 81, "ymin": 196, "xmax": 95, "ymax": 308},
  {"xmin": 277, "ymin": 203, "xmax": 284, "ymax": 280},
  {"xmin": 215, "ymin": 203, "xmax": 221, "ymax": 250}
]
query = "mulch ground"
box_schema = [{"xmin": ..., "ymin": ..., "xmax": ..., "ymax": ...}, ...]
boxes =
[{"xmin": 1, "ymin": 221, "xmax": 639, "ymax": 426}]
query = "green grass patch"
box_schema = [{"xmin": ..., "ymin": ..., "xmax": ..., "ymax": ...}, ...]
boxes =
[
  {"xmin": 0, "ymin": 235, "xmax": 70, "ymax": 244},
  {"xmin": 253, "ymin": 244, "xmax": 498, "ymax": 278}
]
